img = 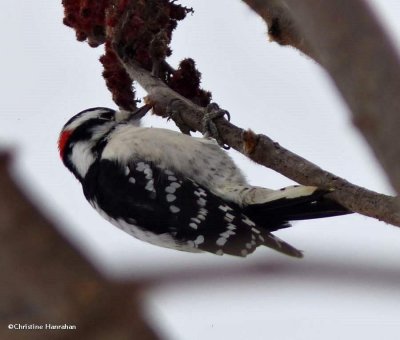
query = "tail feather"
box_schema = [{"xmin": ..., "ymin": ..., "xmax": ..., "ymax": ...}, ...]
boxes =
[
  {"xmin": 242, "ymin": 190, "xmax": 351, "ymax": 232},
  {"xmin": 272, "ymin": 197, "xmax": 351, "ymax": 221},
  {"xmin": 261, "ymin": 232, "xmax": 303, "ymax": 258}
]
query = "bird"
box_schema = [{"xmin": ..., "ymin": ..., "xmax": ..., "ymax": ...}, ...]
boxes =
[{"xmin": 58, "ymin": 104, "xmax": 349, "ymax": 258}]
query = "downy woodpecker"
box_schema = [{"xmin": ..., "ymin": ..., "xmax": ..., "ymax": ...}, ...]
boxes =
[{"xmin": 58, "ymin": 105, "xmax": 348, "ymax": 258}]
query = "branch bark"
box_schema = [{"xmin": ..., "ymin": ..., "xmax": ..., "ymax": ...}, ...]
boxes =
[
  {"xmin": 241, "ymin": 0, "xmax": 316, "ymax": 60},
  {"xmin": 0, "ymin": 153, "xmax": 159, "ymax": 340},
  {"xmin": 119, "ymin": 59, "xmax": 400, "ymax": 226},
  {"xmin": 242, "ymin": 0, "xmax": 400, "ymax": 198}
]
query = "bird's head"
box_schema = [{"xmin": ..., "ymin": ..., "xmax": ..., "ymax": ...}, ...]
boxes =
[{"xmin": 58, "ymin": 105, "xmax": 151, "ymax": 181}]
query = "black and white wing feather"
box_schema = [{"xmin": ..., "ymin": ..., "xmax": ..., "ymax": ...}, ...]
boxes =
[{"xmin": 83, "ymin": 159, "xmax": 302, "ymax": 258}]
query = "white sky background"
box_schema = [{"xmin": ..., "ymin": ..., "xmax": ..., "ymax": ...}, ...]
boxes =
[{"xmin": 2, "ymin": 0, "xmax": 400, "ymax": 339}]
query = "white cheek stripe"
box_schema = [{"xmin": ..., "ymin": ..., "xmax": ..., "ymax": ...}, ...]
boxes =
[{"xmin": 70, "ymin": 140, "xmax": 96, "ymax": 178}]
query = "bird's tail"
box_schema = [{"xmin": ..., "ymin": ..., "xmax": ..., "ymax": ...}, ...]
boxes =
[
  {"xmin": 242, "ymin": 188, "xmax": 351, "ymax": 232},
  {"xmin": 260, "ymin": 232, "xmax": 304, "ymax": 258}
]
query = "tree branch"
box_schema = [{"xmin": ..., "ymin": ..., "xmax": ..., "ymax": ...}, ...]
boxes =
[
  {"xmin": 0, "ymin": 153, "xmax": 160, "ymax": 339},
  {"xmin": 242, "ymin": 0, "xmax": 400, "ymax": 197},
  {"xmin": 241, "ymin": 0, "xmax": 317, "ymax": 60},
  {"xmin": 118, "ymin": 59, "xmax": 400, "ymax": 226}
]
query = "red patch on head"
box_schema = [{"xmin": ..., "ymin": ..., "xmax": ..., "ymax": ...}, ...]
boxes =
[{"xmin": 58, "ymin": 130, "xmax": 72, "ymax": 160}]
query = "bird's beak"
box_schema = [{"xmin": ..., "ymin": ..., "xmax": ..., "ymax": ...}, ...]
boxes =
[
  {"xmin": 115, "ymin": 104, "xmax": 153, "ymax": 123},
  {"xmin": 128, "ymin": 104, "xmax": 153, "ymax": 121}
]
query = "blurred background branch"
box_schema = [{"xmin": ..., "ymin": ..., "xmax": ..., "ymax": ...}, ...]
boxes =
[
  {"xmin": 242, "ymin": 0, "xmax": 400, "ymax": 197},
  {"xmin": 0, "ymin": 153, "xmax": 159, "ymax": 339}
]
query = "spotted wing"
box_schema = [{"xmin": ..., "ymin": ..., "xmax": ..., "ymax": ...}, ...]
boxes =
[{"xmin": 83, "ymin": 159, "xmax": 302, "ymax": 258}]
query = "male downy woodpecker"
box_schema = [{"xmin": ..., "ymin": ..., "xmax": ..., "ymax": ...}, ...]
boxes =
[{"xmin": 58, "ymin": 105, "xmax": 349, "ymax": 258}]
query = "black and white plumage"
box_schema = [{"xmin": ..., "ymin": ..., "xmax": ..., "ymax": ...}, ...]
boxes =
[{"xmin": 58, "ymin": 105, "xmax": 349, "ymax": 258}]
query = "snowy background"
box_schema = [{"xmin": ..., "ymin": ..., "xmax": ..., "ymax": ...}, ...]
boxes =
[{"xmin": 2, "ymin": 1, "xmax": 400, "ymax": 339}]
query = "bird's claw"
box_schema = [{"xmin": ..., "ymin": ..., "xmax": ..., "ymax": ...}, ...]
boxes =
[
  {"xmin": 166, "ymin": 100, "xmax": 192, "ymax": 135},
  {"xmin": 202, "ymin": 103, "xmax": 231, "ymax": 149}
]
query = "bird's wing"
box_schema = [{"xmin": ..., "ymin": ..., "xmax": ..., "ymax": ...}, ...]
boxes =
[{"xmin": 84, "ymin": 159, "xmax": 302, "ymax": 257}]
